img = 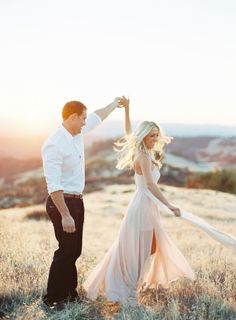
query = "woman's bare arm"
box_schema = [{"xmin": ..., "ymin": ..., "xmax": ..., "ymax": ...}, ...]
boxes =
[
  {"xmin": 138, "ymin": 153, "xmax": 181, "ymax": 216},
  {"xmin": 119, "ymin": 96, "xmax": 132, "ymax": 136}
]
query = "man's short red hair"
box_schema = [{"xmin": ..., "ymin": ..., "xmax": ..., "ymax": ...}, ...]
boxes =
[{"xmin": 62, "ymin": 101, "xmax": 87, "ymax": 120}]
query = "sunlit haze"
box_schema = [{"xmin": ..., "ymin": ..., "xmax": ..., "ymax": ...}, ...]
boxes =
[{"xmin": 1, "ymin": 0, "xmax": 236, "ymax": 137}]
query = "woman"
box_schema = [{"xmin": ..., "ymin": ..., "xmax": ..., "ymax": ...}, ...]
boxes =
[
  {"xmin": 83, "ymin": 97, "xmax": 236, "ymax": 304},
  {"xmin": 84, "ymin": 97, "xmax": 196, "ymax": 304}
]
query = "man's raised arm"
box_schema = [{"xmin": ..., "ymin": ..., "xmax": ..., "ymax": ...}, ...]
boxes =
[{"xmin": 94, "ymin": 97, "xmax": 122, "ymax": 121}]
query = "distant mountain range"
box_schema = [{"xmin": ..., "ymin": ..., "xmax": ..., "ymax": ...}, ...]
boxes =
[
  {"xmin": 0, "ymin": 134, "xmax": 235, "ymax": 207},
  {"xmin": 86, "ymin": 136, "xmax": 236, "ymax": 173},
  {"xmin": 0, "ymin": 121, "xmax": 236, "ymax": 159},
  {"xmin": 88, "ymin": 121, "xmax": 236, "ymax": 139}
]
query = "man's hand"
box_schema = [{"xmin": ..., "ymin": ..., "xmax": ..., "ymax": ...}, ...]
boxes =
[
  {"xmin": 50, "ymin": 191, "xmax": 76, "ymax": 232},
  {"xmin": 112, "ymin": 97, "xmax": 122, "ymax": 108},
  {"xmin": 62, "ymin": 215, "xmax": 76, "ymax": 233}
]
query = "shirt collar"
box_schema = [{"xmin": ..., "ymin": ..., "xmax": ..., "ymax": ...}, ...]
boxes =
[{"xmin": 59, "ymin": 124, "xmax": 74, "ymax": 142}]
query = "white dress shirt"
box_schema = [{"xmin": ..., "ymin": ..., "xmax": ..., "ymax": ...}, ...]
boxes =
[{"xmin": 42, "ymin": 112, "xmax": 102, "ymax": 194}]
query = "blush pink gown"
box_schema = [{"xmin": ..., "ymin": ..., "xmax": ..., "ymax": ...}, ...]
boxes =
[{"xmin": 83, "ymin": 168, "xmax": 196, "ymax": 302}]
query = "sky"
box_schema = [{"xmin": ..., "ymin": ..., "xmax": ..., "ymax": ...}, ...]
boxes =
[{"xmin": 1, "ymin": 0, "xmax": 236, "ymax": 136}]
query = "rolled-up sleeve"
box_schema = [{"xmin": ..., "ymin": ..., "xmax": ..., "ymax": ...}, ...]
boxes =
[
  {"xmin": 82, "ymin": 112, "xmax": 102, "ymax": 134},
  {"xmin": 41, "ymin": 144, "xmax": 64, "ymax": 194}
]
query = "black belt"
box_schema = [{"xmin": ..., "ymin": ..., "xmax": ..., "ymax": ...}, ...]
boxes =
[{"xmin": 64, "ymin": 193, "xmax": 83, "ymax": 199}]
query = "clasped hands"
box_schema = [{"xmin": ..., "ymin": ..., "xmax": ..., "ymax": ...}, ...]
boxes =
[{"xmin": 113, "ymin": 96, "xmax": 130, "ymax": 109}]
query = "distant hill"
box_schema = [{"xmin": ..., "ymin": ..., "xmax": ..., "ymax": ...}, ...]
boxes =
[
  {"xmin": 0, "ymin": 158, "xmax": 42, "ymax": 182},
  {"xmin": 1, "ymin": 136, "xmax": 236, "ymax": 183},
  {"xmin": 1, "ymin": 135, "xmax": 236, "ymax": 208},
  {"xmin": 86, "ymin": 136, "xmax": 236, "ymax": 171},
  {"xmin": 0, "ymin": 121, "xmax": 236, "ymax": 159},
  {"xmin": 0, "ymin": 136, "xmax": 46, "ymax": 159},
  {"xmin": 165, "ymin": 136, "xmax": 236, "ymax": 169},
  {"xmin": 89, "ymin": 121, "xmax": 236, "ymax": 139}
]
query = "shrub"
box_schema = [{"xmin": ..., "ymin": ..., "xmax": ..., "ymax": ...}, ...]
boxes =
[
  {"xmin": 186, "ymin": 169, "xmax": 236, "ymax": 194},
  {"xmin": 25, "ymin": 210, "xmax": 49, "ymax": 220}
]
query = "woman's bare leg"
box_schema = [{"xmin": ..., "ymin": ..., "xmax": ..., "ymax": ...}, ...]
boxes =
[{"xmin": 151, "ymin": 230, "xmax": 156, "ymax": 255}]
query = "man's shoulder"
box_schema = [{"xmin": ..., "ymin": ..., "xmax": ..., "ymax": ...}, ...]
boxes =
[{"xmin": 42, "ymin": 127, "xmax": 67, "ymax": 152}]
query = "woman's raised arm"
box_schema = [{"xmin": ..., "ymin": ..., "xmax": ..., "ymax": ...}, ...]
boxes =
[{"xmin": 119, "ymin": 96, "xmax": 132, "ymax": 136}]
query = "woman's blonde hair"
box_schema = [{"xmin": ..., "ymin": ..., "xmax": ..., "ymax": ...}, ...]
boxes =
[{"xmin": 114, "ymin": 121, "xmax": 172, "ymax": 170}]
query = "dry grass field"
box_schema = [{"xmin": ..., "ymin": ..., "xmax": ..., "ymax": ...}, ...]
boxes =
[{"xmin": 0, "ymin": 184, "xmax": 236, "ymax": 319}]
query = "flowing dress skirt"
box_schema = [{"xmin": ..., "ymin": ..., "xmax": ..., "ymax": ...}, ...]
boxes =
[{"xmin": 84, "ymin": 184, "xmax": 195, "ymax": 301}]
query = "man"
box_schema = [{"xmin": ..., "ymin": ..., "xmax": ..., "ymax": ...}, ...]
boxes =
[{"xmin": 41, "ymin": 97, "xmax": 124, "ymax": 310}]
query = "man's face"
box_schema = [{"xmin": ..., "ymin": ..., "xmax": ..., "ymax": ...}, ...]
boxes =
[{"xmin": 73, "ymin": 109, "xmax": 87, "ymax": 134}]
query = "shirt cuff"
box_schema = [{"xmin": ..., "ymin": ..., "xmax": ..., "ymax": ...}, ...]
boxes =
[
  {"xmin": 47, "ymin": 184, "xmax": 64, "ymax": 194},
  {"xmin": 92, "ymin": 112, "xmax": 102, "ymax": 124}
]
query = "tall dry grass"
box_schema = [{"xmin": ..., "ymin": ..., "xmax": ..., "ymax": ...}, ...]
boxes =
[{"xmin": 0, "ymin": 184, "xmax": 236, "ymax": 319}]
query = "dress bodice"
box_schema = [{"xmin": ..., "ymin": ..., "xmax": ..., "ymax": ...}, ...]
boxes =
[{"xmin": 134, "ymin": 167, "xmax": 160, "ymax": 189}]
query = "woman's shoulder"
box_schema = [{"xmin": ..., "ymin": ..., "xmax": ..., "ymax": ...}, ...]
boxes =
[{"xmin": 134, "ymin": 151, "xmax": 151, "ymax": 164}]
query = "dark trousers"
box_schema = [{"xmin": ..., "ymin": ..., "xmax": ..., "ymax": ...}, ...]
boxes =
[{"xmin": 43, "ymin": 195, "xmax": 84, "ymax": 302}]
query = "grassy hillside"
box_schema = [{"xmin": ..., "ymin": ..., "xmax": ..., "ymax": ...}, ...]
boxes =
[{"xmin": 0, "ymin": 184, "xmax": 236, "ymax": 319}]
